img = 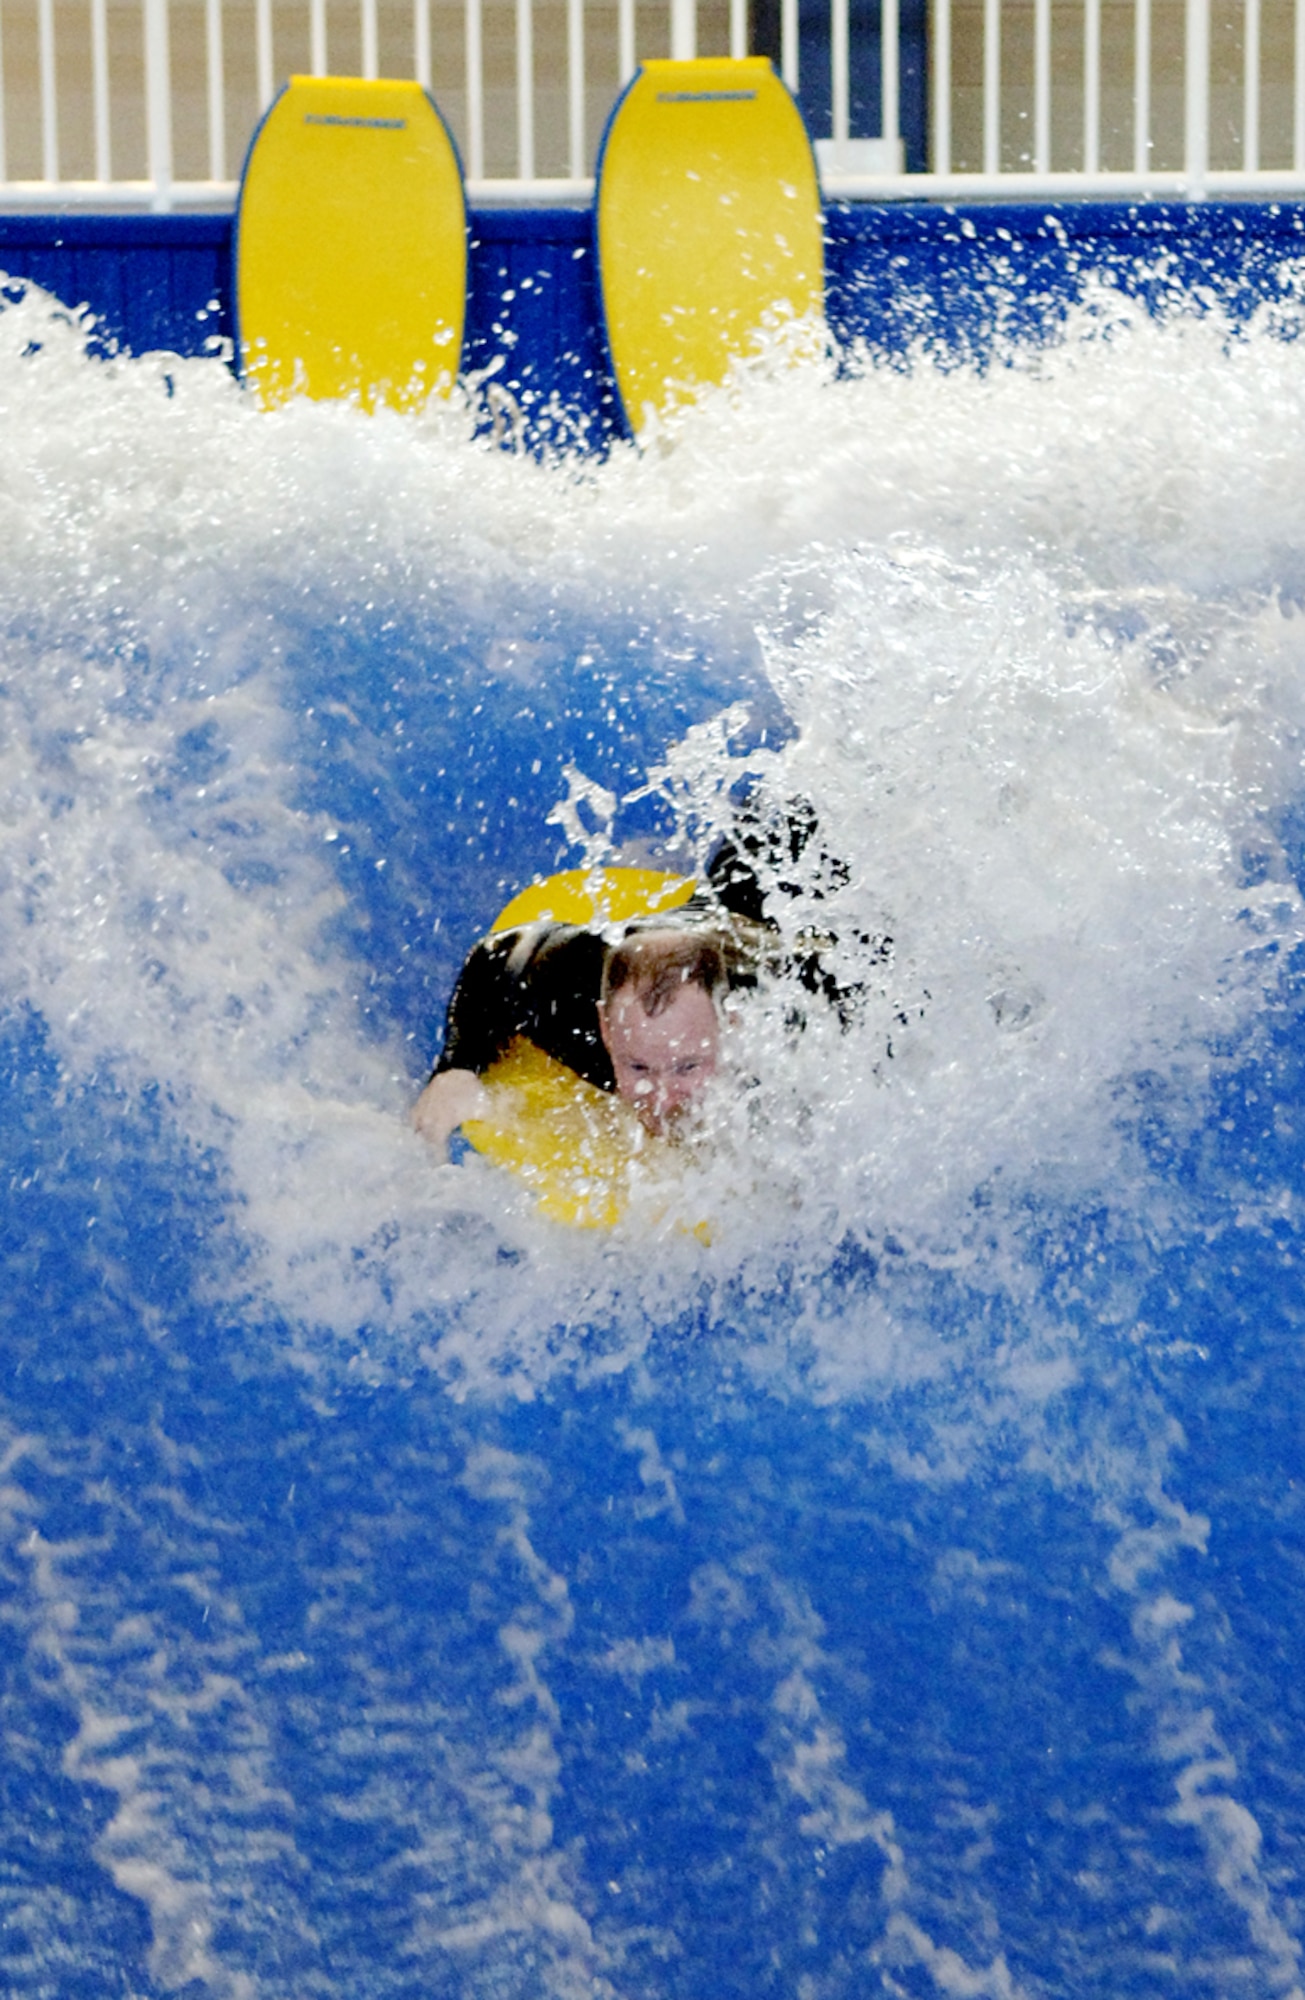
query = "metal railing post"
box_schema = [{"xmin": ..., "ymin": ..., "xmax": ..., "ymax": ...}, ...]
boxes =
[
  {"xmin": 983, "ymin": 0, "xmax": 1000, "ymax": 172},
  {"xmin": 882, "ymin": 0, "xmax": 899, "ymax": 148},
  {"xmin": 516, "ymin": 0, "xmax": 535, "ymax": 178},
  {"xmin": 1185, "ymin": 0, "xmax": 1210, "ymax": 189},
  {"xmin": 1084, "ymin": 0, "xmax": 1100, "ymax": 169},
  {"xmin": 618, "ymin": 0, "xmax": 636, "ymax": 84},
  {"xmin": 1034, "ymin": 0, "xmax": 1050, "ymax": 169},
  {"xmin": 143, "ymin": 0, "xmax": 172, "ymax": 208},
  {"xmin": 932, "ymin": 0, "xmax": 951, "ymax": 171},
  {"xmin": 311, "ymin": 0, "xmax": 328, "ymax": 74},
  {"xmin": 730, "ymin": 0, "xmax": 746, "ymax": 58},
  {"xmin": 1134, "ymin": 0, "xmax": 1151, "ymax": 170},
  {"xmin": 205, "ymin": 0, "xmax": 225, "ymax": 178},
  {"xmin": 362, "ymin": 0, "xmax": 379, "ymax": 78},
  {"xmin": 91, "ymin": 0, "xmax": 111, "ymax": 179},
  {"xmin": 671, "ymin": 0, "xmax": 696, "ymax": 61},
  {"xmin": 1244, "ymin": 0, "xmax": 1260, "ymax": 168},
  {"xmin": 781, "ymin": 0, "xmax": 798, "ymax": 91},
  {"xmin": 568, "ymin": 0, "xmax": 585, "ymax": 175},
  {"xmin": 415, "ymin": 0, "xmax": 431, "ymax": 87},
  {"xmin": 465, "ymin": 0, "xmax": 484, "ymax": 176},
  {"xmin": 832, "ymin": 0, "xmax": 849, "ymax": 141},
  {"xmin": 39, "ymin": 0, "xmax": 59, "ymax": 184},
  {"xmin": 464, "ymin": 0, "xmax": 484, "ymax": 176},
  {"xmin": 255, "ymin": 0, "xmax": 273, "ymax": 109},
  {"xmin": 1296, "ymin": 0, "xmax": 1305, "ymax": 168}
]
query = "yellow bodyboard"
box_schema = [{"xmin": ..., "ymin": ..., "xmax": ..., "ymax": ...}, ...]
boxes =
[
  {"xmin": 236, "ymin": 76, "xmax": 467, "ymax": 411},
  {"xmin": 463, "ymin": 1037, "xmax": 672, "ymax": 1230},
  {"xmin": 595, "ymin": 57, "xmax": 824, "ymax": 433},
  {"xmin": 491, "ymin": 866, "xmax": 696, "ymax": 934},
  {"xmin": 463, "ymin": 867, "xmax": 706, "ymax": 1231}
]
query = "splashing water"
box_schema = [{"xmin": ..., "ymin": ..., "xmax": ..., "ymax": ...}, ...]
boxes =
[{"xmin": 3, "ymin": 273, "xmax": 1305, "ymax": 1998}]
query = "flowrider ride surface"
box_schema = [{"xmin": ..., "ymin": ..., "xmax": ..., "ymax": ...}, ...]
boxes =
[
  {"xmin": 596, "ymin": 57, "xmax": 824, "ymax": 434},
  {"xmin": 236, "ymin": 75, "xmax": 467, "ymax": 411}
]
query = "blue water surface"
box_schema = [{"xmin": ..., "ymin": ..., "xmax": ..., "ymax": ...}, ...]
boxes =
[{"xmin": 2, "ymin": 356, "xmax": 1305, "ymax": 1999}]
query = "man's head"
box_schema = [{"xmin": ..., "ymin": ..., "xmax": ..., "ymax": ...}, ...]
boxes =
[{"xmin": 598, "ymin": 930, "xmax": 726, "ymax": 1136}]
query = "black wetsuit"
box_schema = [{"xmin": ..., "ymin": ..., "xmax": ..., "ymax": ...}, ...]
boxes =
[{"xmin": 435, "ymin": 923, "xmax": 616, "ymax": 1091}]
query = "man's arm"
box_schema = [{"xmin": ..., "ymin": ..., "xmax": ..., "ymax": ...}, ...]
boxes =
[
  {"xmin": 435, "ymin": 934, "xmax": 532, "ymax": 1077},
  {"xmin": 434, "ymin": 924, "xmax": 613, "ymax": 1086},
  {"xmin": 411, "ymin": 1068, "xmax": 491, "ymax": 1161},
  {"xmin": 415, "ymin": 921, "xmax": 612, "ymax": 1161},
  {"xmin": 415, "ymin": 928, "xmax": 552, "ymax": 1162}
]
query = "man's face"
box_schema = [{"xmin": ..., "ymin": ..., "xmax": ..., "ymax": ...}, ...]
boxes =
[{"xmin": 599, "ymin": 983, "xmax": 720, "ymax": 1136}]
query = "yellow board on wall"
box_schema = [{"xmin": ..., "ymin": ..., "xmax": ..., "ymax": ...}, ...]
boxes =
[
  {"xmin": 236, "ymin": 75, "xmax": 467, "ymax": 411},
  {"xmin": 595, "ymin": 56, "xmax": 824, "ymax": 435}
]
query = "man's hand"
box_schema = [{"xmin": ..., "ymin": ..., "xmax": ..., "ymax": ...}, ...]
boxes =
[{"xmin": 411, "ymin": 1068, "xmax": 491, "ymax": 1161}]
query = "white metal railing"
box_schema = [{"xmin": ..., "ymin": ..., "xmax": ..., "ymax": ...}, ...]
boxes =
[
  {"xmin": 908, "ymin": 0, "xmax": 1305, "ymax": 196},
  {"xmin": 3, "ymin": 0, "xmax": 1305, "ymax": 207}
]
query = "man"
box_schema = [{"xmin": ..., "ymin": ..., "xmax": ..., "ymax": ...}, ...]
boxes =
[
  {"xmin": 412, "ymin": 795, "xmax": 876, "ymax": 1164},
  {"xmin": 411, "ymin": 912, "xmax": 750, "ymax": 1161}
]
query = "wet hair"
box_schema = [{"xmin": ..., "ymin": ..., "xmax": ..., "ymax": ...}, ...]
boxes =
[{"xmin": 600, "ymin": 929, "xmax": 731, "ymax": 1018}]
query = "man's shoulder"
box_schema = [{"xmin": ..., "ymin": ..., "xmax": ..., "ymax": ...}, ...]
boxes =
[{"xmin": 485, "ymin": 920, "xmax": 607, "ymax": 984}]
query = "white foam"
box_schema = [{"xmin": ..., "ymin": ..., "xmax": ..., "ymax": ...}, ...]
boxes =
[{"xmin": 2, "ymin": 278, "xmax": 1304, "ymax": 1397}]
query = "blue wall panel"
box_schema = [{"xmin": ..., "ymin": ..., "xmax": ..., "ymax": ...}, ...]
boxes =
[
  {"xmin": 0, "ymin": 213, "xmax": 232, "ymax": 359},
  {"xmin": 462, "ymin": 206, "xmax": 619, "ymax": 449},
  {"xmin": 822, "ymin": 198, "xmax": 1305, "ymax": 361},
  {"xmin": 3, "ymin": 198, "xmax": 1304, "ymax": 449}
]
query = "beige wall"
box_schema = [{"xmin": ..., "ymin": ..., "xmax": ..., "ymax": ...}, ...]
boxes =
[
  {"xmin": 0, "ymin": 0, "xmax": 1291, "ymax": 184},
  {"xmin": 0, "ymin": 0, "xmax": 731, "ymax": 182}
]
